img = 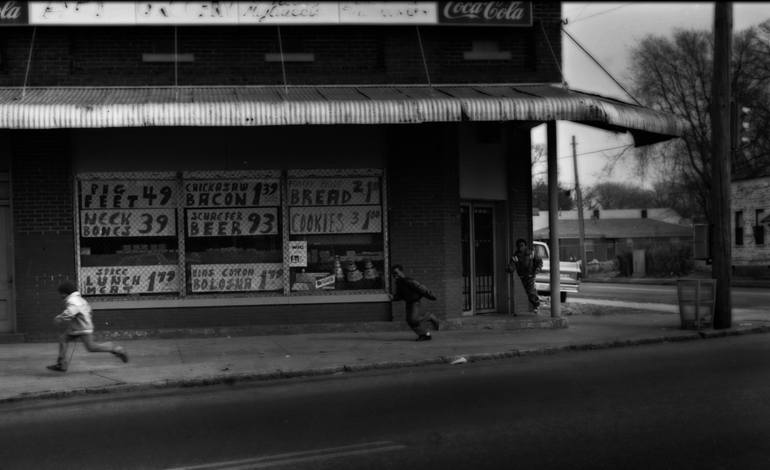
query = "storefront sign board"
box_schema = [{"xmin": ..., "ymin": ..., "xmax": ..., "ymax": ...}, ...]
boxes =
[
  {"xmin": 28, "ymin": 2, "xmax": 134, "ymax": 24},
  {"xmin": 9, "ymin": 2, "xmax": 532, "ymax": 26},
  {"xmin": 288, "ymin": 177, "xmax": 381, "ymax": 206},
  {"xmin": 80, "ymin": 265, "xmax": 179, "ymax": 295},
  {"xmin": 338, "ymin": 2, "xmax": 436, "ymax": 24},
  {"xmin": 238, "ymin": 2, "xmax": 341, "ymax": 24},
  {"xmin": 80, "ymin": 180, "xmax": 176, "ymax": 209},
  {"xmin": 0, "ymin": 1, "xmax": 27, "ymax": 24},
  {"xmin": 184, "ymin": 179, "xmax": 280, "ymax": 207},
  {"xmin": 186, "ymin": 207, "xmax": 279, "ymax": 237},
  {"xmin": 81, "ymin": 208, "xmax": 177, "ymax": 238},
  {"xmin": 290, "ymin": 206, "xmax": 382, "ymax": 234},
  {"xmin": 190, "ymin": 263, "xmax": 284, "ymax": 292},
  {"xmin": 437, "ymin": 1, "xmax": 532, "ymax": 26}
]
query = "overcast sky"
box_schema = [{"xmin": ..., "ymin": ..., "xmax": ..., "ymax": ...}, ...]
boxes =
[{"xmin": 532, "ymin": 2, "xmax": 770, "ymax": 190}]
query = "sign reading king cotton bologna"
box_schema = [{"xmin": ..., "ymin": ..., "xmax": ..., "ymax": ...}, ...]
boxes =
[{"xmin": 438, "ymin": 1, "xmax": 532, "ymax": 26}]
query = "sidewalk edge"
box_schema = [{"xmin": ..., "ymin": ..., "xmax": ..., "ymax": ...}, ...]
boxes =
[{"xmin": 4, "ymin": 325, "xmax": 769, "ymax": 405}]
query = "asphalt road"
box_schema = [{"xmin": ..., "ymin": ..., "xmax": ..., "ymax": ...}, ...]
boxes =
[
  {"xmin": 2, "ymin": 334, "xmax": 770, "ymax": 469},
  {"xmin": 573, "ymin": 282, "xmax": 769, "ymax": 309}
]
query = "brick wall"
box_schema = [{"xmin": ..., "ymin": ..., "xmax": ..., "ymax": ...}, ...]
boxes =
[
  {"xmin": 505, "ymin": 123, "xmax": 534, "ymax": 314},
  {"xmin": 387, "ymin": 123, "xmax": 463, "ymax": 320},
  {"xmin": 0, "ymin": 3, "xmax": 562, "ymax": 86},
  {"xmin": 732, "ymin": 177, "xmax": 770, "ymax": 265},
  {"xmin": 10, "ymin": 130, "xmax": 76, "ymax": 334}
]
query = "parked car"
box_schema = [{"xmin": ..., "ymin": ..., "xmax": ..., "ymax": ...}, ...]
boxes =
[{"xmin": 532, "ymin": 241, "xmax": 581, "ymax": 302}]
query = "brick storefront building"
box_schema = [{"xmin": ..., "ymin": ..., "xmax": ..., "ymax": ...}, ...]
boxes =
[{"xmin": 0, "ymin": 2, "xmax": 682, "ymax": 340}]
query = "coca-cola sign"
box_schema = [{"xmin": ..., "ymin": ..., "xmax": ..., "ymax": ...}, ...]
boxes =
[
  {"xmin": 439, "ymin": 1, "xmax": 532, "ymax": 26},
  {"xmin": 0, "ymin": 0, "xmax": 27, "ymax": 25}
]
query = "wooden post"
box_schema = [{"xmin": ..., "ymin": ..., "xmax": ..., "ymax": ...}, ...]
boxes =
[
  {"xmin": 711, "ymin": 2, "xmax": 733, "ymax": 329},
  {"xmin": 547, "ymin": 121, "xmax": 561, "ymax": 317}
]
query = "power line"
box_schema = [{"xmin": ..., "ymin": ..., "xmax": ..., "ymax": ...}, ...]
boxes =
[
  {"xmin": 534, "ymin": 143, "xmax": 635, "ymax": 161},
  {"xmin": 561, "ymin": 27, "xmax": 642, "ymax": 106},
  {"xmin": 567, "ymin": 4, "xmax": 634, "ymax": 25}
]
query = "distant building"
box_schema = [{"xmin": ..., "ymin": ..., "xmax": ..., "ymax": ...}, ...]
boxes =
[
  {"xmin": 732, "ymin": 171, "xmax": 770, "ymax": 273},
  {"xmin": 533, "ymin": 210, "xmax": 692, "ymax": 262}
]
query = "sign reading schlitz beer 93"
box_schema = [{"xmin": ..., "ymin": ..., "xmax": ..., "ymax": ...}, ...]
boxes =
[
  {"xmin": 0, "ymin": 1, "xmax": 27, "ymax": 25},
  {"xmin": 438, "ymin": 1, "xmax": 532, "ymax": 26}
]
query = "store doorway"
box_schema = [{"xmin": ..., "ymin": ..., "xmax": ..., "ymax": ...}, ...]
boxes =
[
  {"xmin": 461, "ymin": 203, "xmax": 495, "ymax": 314},
  {"xmin": 0, "ymin": 172, "xmax": 13, "ymax": 333}
]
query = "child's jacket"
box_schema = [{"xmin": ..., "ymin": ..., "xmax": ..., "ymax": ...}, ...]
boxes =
[{"xmin": 54, "ymin": 291, "xmax": 94, "ymax": 335}]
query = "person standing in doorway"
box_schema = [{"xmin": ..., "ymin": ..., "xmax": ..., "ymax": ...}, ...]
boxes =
[
  {"xmin": 506, "ymin": 238, "xmax": 543, "ymax": 314},
  {"xmin": 390, "ymin": 265, "xmax": 440, "ymax": 341},
  {"xmin": 47, "ymin": 281, "xmax": 129, "ymax": 372}
]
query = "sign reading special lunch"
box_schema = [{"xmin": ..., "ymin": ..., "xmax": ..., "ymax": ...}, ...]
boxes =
[
  {"xmin": 290, "ymin": 206, "xmax": 382, "ymax": 234},
  {"xmin": 190, "ymin": 263, "xmax": 283, "ymax": 292},
  {"xmin": 288, "ymin": 177, "xmax": 381, "ymax": 206},
  {"xmin": 80, "ymin": 265, "xmax": 179, "ymax": 295},
  {"xmin": 81, "ymin": 208, "xmax": 176, "ymax": 238},
  {"xmin": 186, "ymin": 208, "xmax": 279, "ymax": 237},
  {"xmin": 184, "ymin": 179, "xmax": 280, "ymax": 207}
]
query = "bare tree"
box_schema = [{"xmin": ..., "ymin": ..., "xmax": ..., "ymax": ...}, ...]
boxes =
[{"xmin": 628, "ymin": 22, "xmax": 770, "ymax": 221}]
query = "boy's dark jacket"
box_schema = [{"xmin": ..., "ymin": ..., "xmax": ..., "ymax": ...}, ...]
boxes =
[{"xmin": 393, "ymin": 277, "xmax": 437, "ymax": 303}]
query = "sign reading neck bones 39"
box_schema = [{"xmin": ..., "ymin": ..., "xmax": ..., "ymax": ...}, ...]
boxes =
[{"xmin": 0, "ymin": 2, "xmax": 532, "ymax": 26}]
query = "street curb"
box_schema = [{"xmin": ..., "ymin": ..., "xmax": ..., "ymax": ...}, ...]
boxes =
[{"xmin": 4, "ymin": 325, "xmax": 770, "ymax": 405}]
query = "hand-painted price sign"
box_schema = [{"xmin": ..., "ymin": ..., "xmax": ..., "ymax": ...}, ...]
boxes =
[
  {"xmin": 190, "ymin": 263, "xmax": 284, "ymax": 292},
  {"xmin": 184, "ymin": 179, "xmax": 280, "ymax": 207},
  {"xmin": 289, "ymin": 206, "xmax": 382, "ymax": 234},
  {"xmin": 80, "ymin": 209, "xmax": 176, "ymax": 237},
  {"xmin": 80, "ymin": 265, "xmax": 179, "ymax": 295},
  {"xmin": 186, "ymin": 208, "xmax": 278, "ymax": 237},
  {"xmin": 288, "ymin": 177, "xmax": 381, "ymax": 205},
  {"xmin": 79, "ymin": 180, "xmax": 175, "ymax": 208}
]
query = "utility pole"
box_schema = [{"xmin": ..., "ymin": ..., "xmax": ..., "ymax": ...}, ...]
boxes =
[
  {"xmin": 571, "ymin": 135, "xmax": 587, "ymax": 279},
  {"xmin": 711, "ymin": 2, "xmax": 733, "ymax": 329}
]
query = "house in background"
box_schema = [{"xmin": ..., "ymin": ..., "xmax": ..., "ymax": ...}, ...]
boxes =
[
  {"xmin": 732, "ymin": 169, "xmax": 770, "ymax": 277},
  {"xmin": 533, "ymin": 209, "xmax": 692, "ymax": 262}
]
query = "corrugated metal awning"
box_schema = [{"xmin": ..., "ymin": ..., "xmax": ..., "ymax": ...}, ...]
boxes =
[{"xmin": 0, "ymin": 84, "xmax": 685, "ymax": 145}]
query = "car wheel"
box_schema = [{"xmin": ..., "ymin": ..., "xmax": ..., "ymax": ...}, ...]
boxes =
[{"xmin": 560, "ymin": 292, "xmax": 567, "ymax": 303}]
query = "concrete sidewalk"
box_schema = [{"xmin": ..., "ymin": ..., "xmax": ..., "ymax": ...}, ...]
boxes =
[{"xmin": 1, "ymin": 304, "xmax": 769, "ymax": 405}]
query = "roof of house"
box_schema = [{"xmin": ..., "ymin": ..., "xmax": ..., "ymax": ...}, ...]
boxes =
[{"xmin": 533, "ymin": 218, "xmax": 692, "ymax": 240}]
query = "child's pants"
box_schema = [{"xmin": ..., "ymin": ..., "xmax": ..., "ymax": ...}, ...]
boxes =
[{"xmin": 56, "ymin": 333, "xmax": 120, "ymax": 370}]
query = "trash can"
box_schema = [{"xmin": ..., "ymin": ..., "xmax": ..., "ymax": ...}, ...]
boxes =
[{"xmin": 676, "ymin": 279, "xmax": 716, "ymax": 330}]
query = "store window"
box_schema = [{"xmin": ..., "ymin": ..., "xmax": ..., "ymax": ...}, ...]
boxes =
[
  {"xmin": 77, "ymin": 174, "xmax": 180, "ymax": 296},
  {"xmin": 183, "ymin": 171, "xmax": 283, "ymax": 294},
  {"xmin": 287, "ymin": 170, "xmax": 385, "ymax": 293},
  {"xmin": 75, "ymin": 169, "xmax": 386, "ymax": 299}
]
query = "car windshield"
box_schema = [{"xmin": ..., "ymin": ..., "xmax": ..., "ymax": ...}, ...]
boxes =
[{"xmin": 534, "ymin": 244, "xmax": 548, "ymax": 259}]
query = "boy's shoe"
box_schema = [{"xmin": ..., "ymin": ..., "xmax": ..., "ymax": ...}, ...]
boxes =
[
  {"xmin": 113, "ymin": 347, "xmax": 129, "ymax": 363},
  {"xmin": 416, "ymin": 333, "xmax": 432, "ymax": 341},
  {"xmin": 429, "ymin": 315, "xmax": 440, "ymax": 331},
  {"xmin": 46, "ymin": 364, "xmax": 67, "ymax": 372}
]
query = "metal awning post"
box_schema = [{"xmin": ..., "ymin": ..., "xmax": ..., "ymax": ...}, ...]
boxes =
[{"xmin": 547, "ymin": 120, "xmax": 561, "ymax": 317}]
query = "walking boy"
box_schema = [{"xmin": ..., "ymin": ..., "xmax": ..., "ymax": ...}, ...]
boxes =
[
  {"xmin": 506, "ymin": 238, "xmax": 543, "ymax": 314},
  {"xmin": 391, "ymin": 265, "xmax": 440, "ymax": 341},
  {"xmin": 47, "ymin": 281, "xmax": 129, "ymax": 372}
]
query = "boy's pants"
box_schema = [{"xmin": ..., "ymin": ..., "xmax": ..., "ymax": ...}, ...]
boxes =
[
  {"xmin": 520, "ymin": 274, "xmax": 541, "ymax": 310},
  {"xmin": 56, "ymin": 333, "xmax": 119, "ymax": 370},
  {"xmin": 405, "ymin": 300, "xmax": 436, "ymax": 336}
]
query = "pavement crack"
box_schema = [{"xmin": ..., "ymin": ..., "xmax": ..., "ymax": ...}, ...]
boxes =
[{"xmin": 89, "ymin": 371, "xmax": 125, "ymax": 384}]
